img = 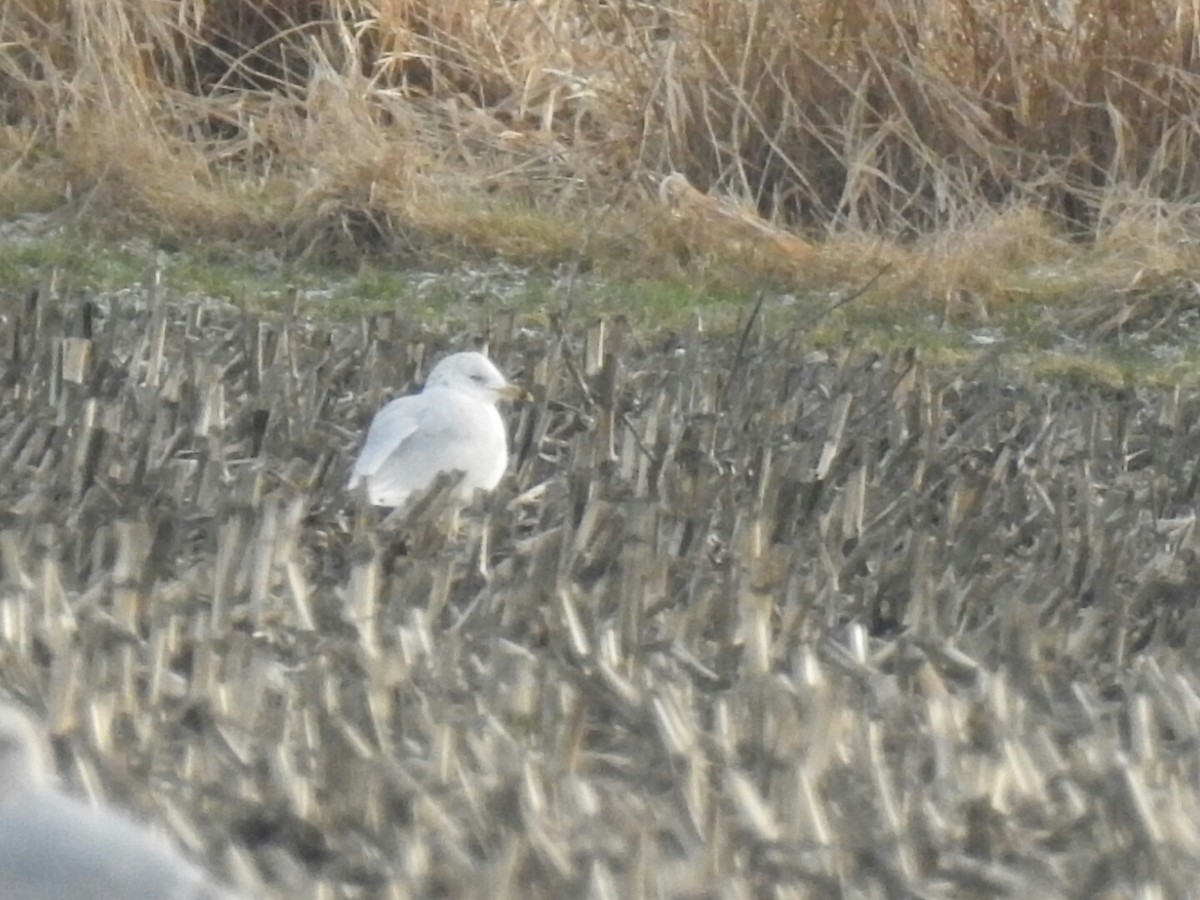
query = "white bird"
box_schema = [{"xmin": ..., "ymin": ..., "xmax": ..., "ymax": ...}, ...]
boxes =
[
  {"xmin": 348, "ymin": 351, "xmax": 526, "ymax": 509},
  {"xmin": 0, "ymin": 702, "xmax": 243, "ymax": 900}
]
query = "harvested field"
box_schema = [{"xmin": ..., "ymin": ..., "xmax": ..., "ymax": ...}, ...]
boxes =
[{"xmin": 0, "ymin": 277, "xmax": 1199, "ymax": 898}]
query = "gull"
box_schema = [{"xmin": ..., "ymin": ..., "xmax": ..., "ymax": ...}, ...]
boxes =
[
  {"xmin": 0, "ymin": 701, "xmax": 243, "ymax": 899},
  {"xmin": 348, "ymin": 351, "xmax": 527, "ymax": 509}
]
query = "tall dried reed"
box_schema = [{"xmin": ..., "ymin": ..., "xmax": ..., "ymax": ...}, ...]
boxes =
[{"xmin": 2, "ymin": 0, "xmax": 1199, "ymax": 285}]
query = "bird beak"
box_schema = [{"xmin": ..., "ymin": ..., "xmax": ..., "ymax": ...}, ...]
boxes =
[{"xmin": 499, "ymin": 383, "xmax": 533, "ymax": 402}]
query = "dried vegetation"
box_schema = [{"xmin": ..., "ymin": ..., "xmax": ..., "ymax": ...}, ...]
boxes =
[
  {"xmin": 0, "ymin": 277, "xmax": 1198, "ymax": 896},
  {"xmin": 3, "ymin": 1, "xmax": 1200, "ymax": 305}
]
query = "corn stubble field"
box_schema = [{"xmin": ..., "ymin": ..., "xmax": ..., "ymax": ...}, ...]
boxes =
[
  {"xmin": 0, "ymin": 275, "xmax": 1194, "ymax": 898},
  {"xmin": 7, "ymin": 2, "xmax": 1200, "ymax": 897}
]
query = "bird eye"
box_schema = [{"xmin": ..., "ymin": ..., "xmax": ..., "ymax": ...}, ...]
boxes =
[{"xmin": 470, "ymin": 373, "xmax": 486, "ymax": 383}]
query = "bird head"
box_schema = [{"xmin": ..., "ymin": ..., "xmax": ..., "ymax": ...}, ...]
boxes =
[{"xmin": 425, "ymin": 352, "xmax": 529, "ymax": 403}]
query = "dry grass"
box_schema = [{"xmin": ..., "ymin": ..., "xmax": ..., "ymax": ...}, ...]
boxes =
[
  {"xmin": 1, "ymin": 267, "xmax": 1200, "ymax": 897},
  {"xmin": 2, "ymin": 1, "xmax": 1200, "ymax": 303}
]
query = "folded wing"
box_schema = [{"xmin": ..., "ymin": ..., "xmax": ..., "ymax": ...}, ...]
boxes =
[{"xmin": 348, "ymin": 396, "xmax": 422, "ymax": 486}]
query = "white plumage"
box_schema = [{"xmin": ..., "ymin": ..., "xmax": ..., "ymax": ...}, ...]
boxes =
[
  {"xmin": 0, "ymin": 702, "xmax": 242, "ymax": 900},
  {"xmin": 348, "ymin": 351, "xmax": 523, "ymax": 508}
]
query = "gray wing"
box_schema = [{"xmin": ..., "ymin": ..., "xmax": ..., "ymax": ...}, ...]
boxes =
[
  {"xmin": 349, "ymin": 396, "xmax": 423, "ymax": 484},
  {"xmin": 0, "ymin": 789, "xmax": 240, "ymax": 900},
  {"xmin": 357, "ymin": 392, "xmax": 498, "ymax": 505}
]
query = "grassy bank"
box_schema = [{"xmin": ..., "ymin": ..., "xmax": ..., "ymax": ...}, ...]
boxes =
[
  {"xmin": 5, "ymin": 214, "xmax": 1200, "ymax": 391},
  {"xmin": 2, "ymin": 0, "xmax": 1200, "ymax": 319}
]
